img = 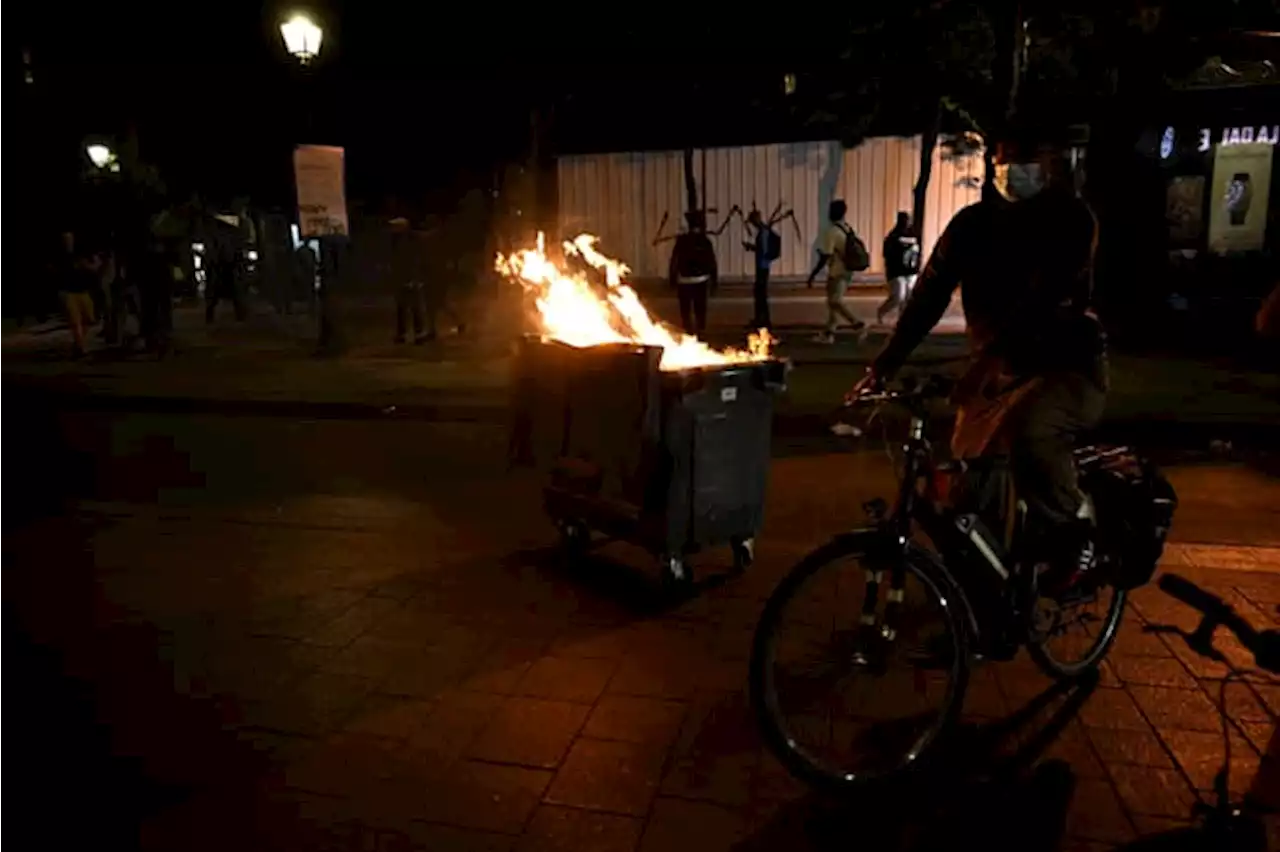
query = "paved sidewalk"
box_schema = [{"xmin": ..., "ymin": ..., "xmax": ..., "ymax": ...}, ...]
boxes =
[{"xmin": 9, "ymin": 419, "xmax": 1278, "ymax": 851}]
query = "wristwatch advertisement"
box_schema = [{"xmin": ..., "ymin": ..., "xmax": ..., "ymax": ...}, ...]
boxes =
[
  {"xmin": 1207, "ymin": 143, "xmax": 1272, "ymax": 254},
  {"xmin": 1226, "ymin": 173, "xmax": 1252, "ymax": 227}
]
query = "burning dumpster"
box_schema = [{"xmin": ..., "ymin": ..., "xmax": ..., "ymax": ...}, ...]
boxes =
[{"xmin": 503, "ymin": 235, "xmax": 787, "ymax": 587}]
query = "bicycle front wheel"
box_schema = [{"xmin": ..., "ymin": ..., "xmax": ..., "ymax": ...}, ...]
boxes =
[{"xmin": 749, "ymin": 535, "xmax": 972, "ymax": 793}]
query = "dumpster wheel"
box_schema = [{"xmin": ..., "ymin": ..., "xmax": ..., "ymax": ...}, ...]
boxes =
[
  {"xmin": 660, "ymin": 554, "xmax": 692, "ymax": 590},
  {"xmin": 730, "ymin": 537, "xmax": 755, "ymax": 574}
]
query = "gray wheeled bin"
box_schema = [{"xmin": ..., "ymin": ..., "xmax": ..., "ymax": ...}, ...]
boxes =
[{"xmin": 509, "ymin": 336, "xmax": 787, "ymax": 587}]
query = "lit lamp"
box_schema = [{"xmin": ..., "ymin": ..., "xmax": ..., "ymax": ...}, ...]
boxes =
[
  {"xmin": 783, "ymin": 73, "xmax": 797, "ymax": 96},
  {"xmin": 86, "ymin": 143, "xmax": 120, "ymax": 172},
  {"xmin": 280, "ymin": 14, "xmax": 323, "ymax": 65}
]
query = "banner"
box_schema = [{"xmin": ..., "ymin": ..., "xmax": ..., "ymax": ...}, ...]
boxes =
[
  {"xmin": 293, "ymin": 145, "xmax": 349, "ymax": 238},
  {"xmin": 1207, "ymin": 142, "xmax": 1272, "ymax": 254}
]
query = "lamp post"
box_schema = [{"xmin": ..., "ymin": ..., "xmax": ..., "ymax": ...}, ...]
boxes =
[{"xmin": 279, "ymin": 13, "xmax": 341, "ymax": 354}]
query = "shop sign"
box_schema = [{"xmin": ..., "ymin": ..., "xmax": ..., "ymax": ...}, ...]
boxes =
[{"xmin": 1196, "ymin": 125, "xmax": 1279, "ymax": 151}]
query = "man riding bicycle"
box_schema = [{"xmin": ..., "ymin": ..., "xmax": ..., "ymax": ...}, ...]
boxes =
[{"xmin": 853, "ymin": 123, "xmax": 1107, "ymax": 593}]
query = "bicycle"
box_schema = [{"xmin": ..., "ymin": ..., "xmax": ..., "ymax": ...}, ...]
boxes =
[{"xmin": 750, "ymin": 373, "xmax": 1177, "ymax": 792}]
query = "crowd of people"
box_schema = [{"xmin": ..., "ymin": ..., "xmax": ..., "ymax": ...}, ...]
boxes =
[
  {"xmin": 41, "ymin": 230, "xmax": 179, "ymax": 359},
  {"xmin": 666, "ymin": 201, "xmax": 922, "ymax": 340}
]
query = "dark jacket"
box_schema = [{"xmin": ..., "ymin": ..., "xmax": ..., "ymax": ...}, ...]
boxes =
[
  {"xmin": 58, "ymin": 253, "xmax": 99, "ymax": 294},
  {"xmin": 668, "ymin": 232, "xmax": 718, "ymax": 287},
  {"xmin": 389, "ymin": 228, "xmax": 425, "ymax": 284},
  {"xmin": 882, "ymin": 226, "xmax": 921, "ymax": 279},
  {"xmin": 874, "ymin": 190, "xmax": 1103, "ymax": 382}
]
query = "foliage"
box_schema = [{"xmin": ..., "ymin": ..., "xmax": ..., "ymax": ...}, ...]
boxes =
[
  {"xmin": 794, "ymin": 1, "xmax": 1280, "ymax": 145},
  {"xmin": 786, "ymin": 2, "xmax": 1004, "ymax": 145}
]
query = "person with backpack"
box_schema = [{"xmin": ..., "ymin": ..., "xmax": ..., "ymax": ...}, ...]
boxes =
[
  {"xmin": 743, "ymin": 209, "xmax": 781, "ymax": 330},
  {"xmin": 669, "ymin": 210, "xmax": 719, "ymax": 336},
  {"xmin": 878, "ymin": 211, "xmax": 922, "ymax": 327},
  {"xmin": 806, "ymin": 199, "xmax": 869, "ymax": 344}
]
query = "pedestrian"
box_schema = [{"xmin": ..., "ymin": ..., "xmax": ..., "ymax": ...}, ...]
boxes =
[
  {"xmin": 56, "ymin": 231, "xmax": 100, "ymax": 358},
  {"xmin": 743, "ymin": 210, "xmax": 781, "ymax": 330},
  {"xmin": 877, "ymin": 211, "xmax": 921, "ymax": 327},
  {"xmin": 806, "ymin": 200, "xmax": 868, "ymax": 344},
  {"xmin": 389, "ymin": 217, "xmax": 428, "ymax": 344},
  {"xmin": 137, "ymin": 238, "xmax": 175, "ymax": 357},
  {"xmin": 291, "ymin": 241, "xmax": 318, "ymax": 315},
  {"xmin": 105, "ymin": 247, "xmax": 144, "ymax": 348},
  {"xmin": 421, "ymin": 214, "xmax": 467, "ymax": 340},
  {"xmin": 668, "ymin": 210, "xmax": 718, "ymax": 336},
  {"xmin": 204, "ymin": 220, "xmax": 245, "ymax": 324}
]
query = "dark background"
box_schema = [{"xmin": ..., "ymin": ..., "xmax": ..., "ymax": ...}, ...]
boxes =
[{"xmin": 13, "ymin": 3, "xmax": 807, "ymax": 212}]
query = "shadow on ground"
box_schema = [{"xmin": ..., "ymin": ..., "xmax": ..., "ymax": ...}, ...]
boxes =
[{"xmin": 734, "ymin": 675, "xmax": 1097, "ymax": 852}]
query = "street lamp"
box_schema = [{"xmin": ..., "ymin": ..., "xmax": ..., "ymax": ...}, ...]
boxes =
[
  {"xmin": 86, "ymin": 143, "xmax": 121, "ymax": 172},
  {"xmin": 280, "ymin": 14, "xmax": 323, "ymax": 65},
  {"xmin": 280, "ymin": 12, "xmax": 338, "ymax": 352}
]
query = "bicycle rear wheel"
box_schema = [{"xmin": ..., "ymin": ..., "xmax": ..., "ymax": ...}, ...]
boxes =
[
  {"xmin": 749, "ymin": 535, "xmax": 972, "ymax": 793},
  {"xmin": 1027, "ymin": 582, "xmax": 1126, "ymax": 679}
]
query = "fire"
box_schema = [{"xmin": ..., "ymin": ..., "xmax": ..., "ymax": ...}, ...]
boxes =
[{"xmin": 496, "ymin": 233, "xmax": 774, "ymax": 371}]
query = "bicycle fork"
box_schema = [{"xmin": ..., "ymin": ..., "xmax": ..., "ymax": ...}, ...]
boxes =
[{"xmin": 855, "ymin": 500, "xmax": 909, "ymax": 665}]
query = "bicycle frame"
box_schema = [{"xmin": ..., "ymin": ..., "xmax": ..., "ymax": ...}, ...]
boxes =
[{"xmin": 856, "ymin": 403, "xmax": 1031, "ymax": 659}]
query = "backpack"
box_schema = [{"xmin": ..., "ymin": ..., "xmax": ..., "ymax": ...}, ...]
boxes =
[
  {"xmin": 838, "ymin": 224, "xmax": 870, "ymax": 272},
  {"xmin": 903, "ymin": 242, "xmax": 921, "ymax": 274},
  {"xmin": 762, "ymin": 228, "xmax": 782, "ymax": 262}
]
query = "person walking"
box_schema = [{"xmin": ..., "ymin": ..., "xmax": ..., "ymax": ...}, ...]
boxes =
[
  {"xmin": 806, "ymin": 200, "xmax": 868, "ymax": 344},
  {"xmin": 137, "ymin": 238, "xmax": 175, "ymax": 357},
  {"xmin": 290, "ymin": 242, "xmax": 318, "ymax": 315},
  {"xmin": 421, "ymin": 214, "xmax": 466, "ymax": 340},
  {"xmin": 389, "ymin": 217, "xmax": 429, "ymax": 344},
  {"xmin": 743, "ymin": 209, "xmax": 780, "ymax": 330},
  {"xmin": 204, "ymin": 215, "xmax": 248, "ymax": 324},
  {"xmin": 56, "ymin": 231, "xmax": 100, "ymax": 358},
  {"xmin": 669, "ymin": 211, "xmax": 718, "ymax": 336},
  {"xmin": 877, "ymin": 211, "xmax": 921, "ymax": 327}
]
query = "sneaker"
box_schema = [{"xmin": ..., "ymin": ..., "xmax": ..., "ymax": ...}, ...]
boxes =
[{"xmin": 811, "ymin": 332, "xmax": 836, "ymax": 344}]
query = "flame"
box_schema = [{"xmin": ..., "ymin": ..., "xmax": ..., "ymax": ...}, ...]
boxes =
[{"xmin": 497, "ymin": 233, "xmax": 774, "ymax": 371}]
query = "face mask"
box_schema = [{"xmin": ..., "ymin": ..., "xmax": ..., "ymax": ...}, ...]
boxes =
[{"xmin": 993, "ymin": 162, "xmax": 1045, "ymax": 202}]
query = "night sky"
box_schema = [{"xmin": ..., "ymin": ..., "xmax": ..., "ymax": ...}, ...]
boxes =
[{"xmin": 15, "ymin": 3, "xmax": 801, "ymax": 213}]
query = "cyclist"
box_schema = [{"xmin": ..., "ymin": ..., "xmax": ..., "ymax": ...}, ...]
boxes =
[{"xmin": 852, "ymin": 123, "xmax": 1107, "ymax": 593}]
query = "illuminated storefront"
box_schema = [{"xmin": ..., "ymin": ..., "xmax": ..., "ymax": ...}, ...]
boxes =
[{"xmin": 1146, "ymin": 119, "xmax": 1277, "ymax": 256}]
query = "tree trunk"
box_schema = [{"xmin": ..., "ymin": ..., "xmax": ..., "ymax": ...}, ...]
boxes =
[
  {"xmin": 912, "ymin": 99, "xmax": 943, "ymax": 236},
  {"xmin": 1007, "ymin": 0, "xmax": 1025, "ymax": 121},
  {"xmin": 982, "ymin": 0, "xmax": 1025, "ymax": 202},
  {"xmin": 982, "ymin": 142, "xmax": 998, "ymax": 204},
  {"xmin": 682, "ymin": 147, "xmax": 699, "ymax": 217}
]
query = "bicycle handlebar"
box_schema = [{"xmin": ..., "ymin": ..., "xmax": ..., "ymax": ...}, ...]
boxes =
[{"xmin": 844, "ymin": 374, "xmax": 955, "ymax": 409}]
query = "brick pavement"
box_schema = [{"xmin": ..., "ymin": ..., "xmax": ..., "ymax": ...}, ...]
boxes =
[{"xmin": 9, "ymin": 419, "xmax": 1279, "ymax": 852}]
